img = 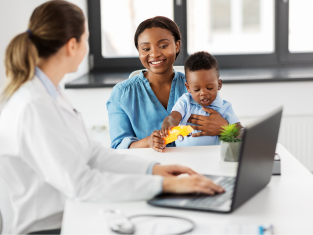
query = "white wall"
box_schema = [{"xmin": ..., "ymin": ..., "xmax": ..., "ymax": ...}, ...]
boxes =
[{"xmin": 0, "ymin": 0, "xmax": 89, "ymax": 88}]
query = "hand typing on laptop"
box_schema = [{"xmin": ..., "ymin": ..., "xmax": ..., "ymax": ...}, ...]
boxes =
[{"xmin": 162, "ymin": 174, "xmax": 225, "ymax": 195}]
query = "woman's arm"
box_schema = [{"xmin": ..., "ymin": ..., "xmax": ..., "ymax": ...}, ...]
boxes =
[
  {"xmin": 188, "ymin": 107, "xmax": 228, "ymax": 136},
  {"xmin": 107, "ymin": 87, "xmax": 140, "ymax": 149},
  {"xmin": 130, "ymin": 111, "xmax": 182, "ymax": 152},
  {"xmin": 236, "ymin": 122, "xmax": 245, "ymax": 138},
  {"xmin": 129, "ymin": 131, "xmax": 165, "ymax": 153}
]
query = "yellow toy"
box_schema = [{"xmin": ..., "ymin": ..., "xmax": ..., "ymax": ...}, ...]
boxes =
[{"xmin": 164, "ymin": 125, "xmax": 194, "ymax": 144}]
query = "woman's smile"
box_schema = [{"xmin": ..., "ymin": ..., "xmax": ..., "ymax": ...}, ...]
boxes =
[{"xmin": 149, "ymin": 59, "xmax": 166, "ymax": 67}]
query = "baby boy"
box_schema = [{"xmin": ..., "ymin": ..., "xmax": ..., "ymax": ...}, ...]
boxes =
[{"xmin": 161, "ymin": 51, "xmax": 242, "ymax": 147}]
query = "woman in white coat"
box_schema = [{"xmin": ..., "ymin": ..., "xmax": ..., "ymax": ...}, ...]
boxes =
[{"xmin": 0, "ymin": 1, "xmax": 223, "ymax": 234}]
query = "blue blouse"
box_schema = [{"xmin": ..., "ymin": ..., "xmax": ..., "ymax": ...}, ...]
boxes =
[{"xmin": 107, "ymin": 70, "xmax": 187, "ymax": 149}]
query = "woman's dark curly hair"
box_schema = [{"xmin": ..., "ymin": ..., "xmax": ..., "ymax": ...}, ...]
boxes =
[{"xmin": 134, "ymin": 16, "xmax": 181, "ymax": 59}]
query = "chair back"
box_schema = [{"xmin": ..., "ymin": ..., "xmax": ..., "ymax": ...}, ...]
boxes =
[{"xmin": 128, "ymin": 66, "xmax": 185, "ymax": 78}]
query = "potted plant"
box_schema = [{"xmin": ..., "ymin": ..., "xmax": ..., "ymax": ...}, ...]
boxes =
[{"xmin": 219, "ymin": 124, "xmax": 242, "ymax": 162}]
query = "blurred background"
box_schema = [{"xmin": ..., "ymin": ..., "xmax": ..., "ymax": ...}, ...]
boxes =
[{"xmin": 0, "ymin": 0, "xmax": 313, "ymax": 172}]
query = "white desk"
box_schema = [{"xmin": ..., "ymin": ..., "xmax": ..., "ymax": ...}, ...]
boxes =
[{"xmin": 61, "ymin": 144, "xmax": 313, "ymax": 234}]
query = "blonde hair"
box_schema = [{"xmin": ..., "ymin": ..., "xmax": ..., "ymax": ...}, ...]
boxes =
[{"xmin": 2, "ymin": 0, "xmax": 85, "ymax": 102}]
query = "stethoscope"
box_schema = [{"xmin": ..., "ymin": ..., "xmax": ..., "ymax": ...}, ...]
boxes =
[{"xmin": 102, "ymin": 209, "xmax": 195, "ymax": 235}]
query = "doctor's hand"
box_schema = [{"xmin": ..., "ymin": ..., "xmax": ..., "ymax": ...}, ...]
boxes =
[
  {"xmin": 187, "ymin": 107, "xmax": 228, "ymax": 137},
  {"xmin": 163, "ymin": 174, "xmax": 225, "ymax": 195},
  {"xmin": 152, "ymin": 164, "xmax": 198, "ymax": 177},
  {"xmin": 148, "ymin": 130, "xmax": 166, "ymax": 152}
]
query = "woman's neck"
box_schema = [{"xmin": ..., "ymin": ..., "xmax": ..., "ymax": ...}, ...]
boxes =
[
  {"xmin": 37, "ymin": 57, "xmax": 67, "ymax": 88},
  {"xmin": 145, "ymin": 67, "xmax": 175, "ymax": 86}
]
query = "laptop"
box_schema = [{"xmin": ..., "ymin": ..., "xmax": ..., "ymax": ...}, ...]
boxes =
[{"xmin": 147, "ymin": 107, "xmax": 283, "ymax": 213}]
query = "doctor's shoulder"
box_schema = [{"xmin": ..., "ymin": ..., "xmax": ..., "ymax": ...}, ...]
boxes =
[
  {"xmin": 1, "ymin": 78, "xmax": 53, "ymax": 121},
  {"xmin": 6, "ymin": 78, "xmax": 41, "ymax": 104}
]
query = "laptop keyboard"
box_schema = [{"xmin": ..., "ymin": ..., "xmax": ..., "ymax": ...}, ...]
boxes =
[{"xmin": 184, "ymin": 176, "xmax": 236, "ymax": 208}]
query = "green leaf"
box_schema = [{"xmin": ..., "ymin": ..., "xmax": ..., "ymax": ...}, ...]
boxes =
[{"xmin": 219, "ymin": 124, "xmax": 241, "ymax": 143}]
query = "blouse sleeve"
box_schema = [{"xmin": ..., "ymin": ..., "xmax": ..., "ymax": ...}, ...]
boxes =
[{"xmin": 106, "ymin": 86, "xmax": 139, "ymax": 149}]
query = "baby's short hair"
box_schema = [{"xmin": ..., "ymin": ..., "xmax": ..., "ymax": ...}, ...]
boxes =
[{"xmin": 184, "ymin": 51, "xmax": 220, "ymax": 78}]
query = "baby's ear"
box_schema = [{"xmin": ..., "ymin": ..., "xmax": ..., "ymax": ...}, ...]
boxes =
[
  {"xmin": 218, "ymin": 79, "xmax": 223, "ymax": 90},
  {"xmin": 185, "ymin": 82, "xmax": 191, "ymax": 93}
]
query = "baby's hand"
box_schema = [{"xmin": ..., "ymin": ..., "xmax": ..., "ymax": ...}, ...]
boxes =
[{"xmin": 160, "ymin": 122, "xmax": 174, "ymax": 138}]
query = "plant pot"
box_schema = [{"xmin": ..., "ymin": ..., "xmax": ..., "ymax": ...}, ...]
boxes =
[{"xmin": 220, "ymin": 141, "xmax": 241, "ymax": 162}]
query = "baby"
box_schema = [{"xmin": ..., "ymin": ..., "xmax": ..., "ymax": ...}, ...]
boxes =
[{"xmin": 161, "ymin": 51, "xmax": 242, "ymax": 147}]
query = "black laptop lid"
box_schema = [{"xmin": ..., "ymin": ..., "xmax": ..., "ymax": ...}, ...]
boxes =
[{"xmin": 231, "ymin": 107, "xmax": 282, "ymax": 211}]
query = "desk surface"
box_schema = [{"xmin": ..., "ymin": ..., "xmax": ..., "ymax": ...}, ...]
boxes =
[{"xmin": 61, "ymin": 144, "xmax": 313, "ymax": 234}]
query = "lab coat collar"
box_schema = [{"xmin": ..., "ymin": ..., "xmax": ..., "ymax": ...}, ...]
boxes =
[
  {"xmin": 35, "ymin": 67, "xmax": 59, "ymax": 99},
  {"xmin": 189, "ymin": 92, "xmax": 223, "ymax": 108}
]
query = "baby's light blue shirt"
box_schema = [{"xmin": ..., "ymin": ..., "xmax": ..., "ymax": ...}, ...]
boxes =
[{"xmin": 172, "ymin": 93, "xmax": 240, "ymax": 147}]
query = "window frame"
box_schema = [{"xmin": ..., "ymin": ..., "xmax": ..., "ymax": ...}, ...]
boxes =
[{"xmin": 87, "ymin": 0, "xmax": 313, "ymax": 72}]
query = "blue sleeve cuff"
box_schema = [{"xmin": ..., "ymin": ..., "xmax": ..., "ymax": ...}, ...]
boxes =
[
  {"xmin": 146, "ymin": 162, "xmax": 159, "ymax": 175},
  {"xmin": 115, "ymin": 137, "xmax": 140, "ymax": 149},
  {"xmin": 146, "ymin": 162, "xmax": 163, "ymax": 195}
]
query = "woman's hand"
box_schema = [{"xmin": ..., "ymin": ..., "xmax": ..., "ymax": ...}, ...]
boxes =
[
  {"xmin": 188, "ymin": 107, "xmax": 228, "ymax": 137},
  {"xmin": 163, "ymin": 174, "xmax": 225, "ymax": 195},
  {"xmin": 152, "ymin": 164, "xmax": 198, "ymax": 177},
  {"xmin": 148, "ymin": 130, "xmax": 166, "ymax": 152}
]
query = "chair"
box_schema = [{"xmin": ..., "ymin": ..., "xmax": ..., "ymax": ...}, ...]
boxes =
[{"xmin": 128, "ymin": 66, "xmax": 185, "ymax": 78}]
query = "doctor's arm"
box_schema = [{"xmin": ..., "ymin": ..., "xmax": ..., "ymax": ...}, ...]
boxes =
[
  {"xmin": 22, "ymin": 101, "xmax": 164, "ymax": 201},
  {"xmin": 88, "ymin": 141, "xmax": 224, "ymax": 195},
  {"xmin": 88, "ymin": 139, "xmax": 198, "ymax": 177},
  {"xmin": 22, "ymin": 100, "xmax": 223, "ymax": 201}
]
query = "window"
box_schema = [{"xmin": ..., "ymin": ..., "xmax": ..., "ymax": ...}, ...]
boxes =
[
  {"xmin": 100, "ymin": 0, "xmax": 173, "ymax": 58},
  {"xmin": 87, "ymin": 0, "xmax": 313, "ymax": 72},
  {"xmin": 187, "ymin": 0, "xmax": 274, "ymax": 55},
  {"xmin": 289, "ymin": 0, "xmax": 313, "ymax": 53}
]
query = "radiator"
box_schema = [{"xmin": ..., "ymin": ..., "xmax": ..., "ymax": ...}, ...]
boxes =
[
  {"xmin": 278, "ymin": 116, "xmax": 313, "ymax": 172},
  {"xmin": 241, "ymin": 116, "xmax": 313, "ymax": 172}
]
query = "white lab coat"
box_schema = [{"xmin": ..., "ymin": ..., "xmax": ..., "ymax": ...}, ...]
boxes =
[{"xmin": 0, "ymin": 76, "xmax": 163, "ymax": 234}]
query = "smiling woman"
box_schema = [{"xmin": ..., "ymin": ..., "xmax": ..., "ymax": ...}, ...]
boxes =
[
  {"xmin": 107, "ymin": 16, "xmax": 229, "ymax": 152},
  {"xmin": 107, "ymin": 16, "xmax": 186, "ymax": 151}
]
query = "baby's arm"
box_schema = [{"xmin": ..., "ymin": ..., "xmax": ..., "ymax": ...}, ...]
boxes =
[{"xmin": 160, "ymin": 111, "xmax": 182, "ymax": 138}]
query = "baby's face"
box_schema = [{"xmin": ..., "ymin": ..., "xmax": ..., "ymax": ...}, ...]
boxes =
[{"xmin": 185, "ymin": 69, "xmax": 222, "ymax": 107}]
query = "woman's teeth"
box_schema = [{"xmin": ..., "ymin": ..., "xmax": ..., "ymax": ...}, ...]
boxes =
[{"xmin": 150, "ymin": 60, "xmax": 163, "ymax": 64}]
